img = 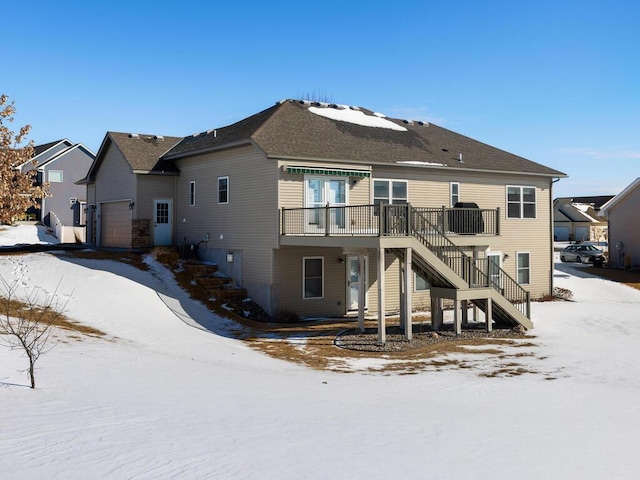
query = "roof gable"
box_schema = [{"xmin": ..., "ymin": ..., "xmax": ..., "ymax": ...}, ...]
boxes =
[
  {"xmin": 87, "ymin": 132, "xmax": 182, "ymax": 181},
  {"xmin": 600, "ymin": 177, "xmax": 640, "ymax": 216},
  {"xmin": 163, "ymin": 100, "xmax": 567, "ymax": 178}
]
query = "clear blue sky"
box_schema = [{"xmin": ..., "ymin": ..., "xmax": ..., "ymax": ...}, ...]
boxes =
[{"xmin": 6, "ymin": 0, "xmax": 640, "ymax": 198}]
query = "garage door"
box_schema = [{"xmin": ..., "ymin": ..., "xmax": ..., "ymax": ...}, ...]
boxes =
[
  {"xmin": 554, "ymin": 226, "xmax": 570, "ymax": 241},
  {"xmin": 574, "ymin": 226, "xmax": 589, "ymax": 242},
  {"xmin": 101, "ymin": 201, "xmax": 132, "ymax": 248}
]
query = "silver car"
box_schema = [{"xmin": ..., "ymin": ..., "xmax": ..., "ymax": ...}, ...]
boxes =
[{"xmin": 560, "ymin": 244, "xmax": 605, "ymax": 264}]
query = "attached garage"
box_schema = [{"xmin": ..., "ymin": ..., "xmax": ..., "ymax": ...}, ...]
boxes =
[{"xmin": 100, "ymin": 201, "xmax": 132, "ymax": 248}]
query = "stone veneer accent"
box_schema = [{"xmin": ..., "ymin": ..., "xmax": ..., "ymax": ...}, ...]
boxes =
[{"xmin": 132, "ymin": 218, "xmax": 151, "ymax": 249}]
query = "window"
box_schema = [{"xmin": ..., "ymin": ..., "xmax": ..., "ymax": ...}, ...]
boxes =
[
  {"xmin": 507, "ymin": 186, "xmax": 536, "ymax": 218},
  {"xmin": 48, "ymin": 170, "xmax": 63, "ymax": 183},
  {"xmin": 450, "ymin": 182, "xmax": 460, "ymax": 207},
  {"xmin": 517, "ymin": 252, "xmax": 530, "ymax": 285},
  {"xmin": 303, "ymin": 257, "xmax": 323, "ymax": 299},
  {"xmin": 189, "ymin": 181, "xmax": 196, "ymax": 206},
  {"xmin": 414, "ymin": 272, "xmax": 429, "ymax": 291},
  {"xmin": 218, "ymin": 176, "xmax": 229, "ymax": 204},
  {"xmin": 373, "ymin": 179, "xmax": 408, "ymax": 206}
]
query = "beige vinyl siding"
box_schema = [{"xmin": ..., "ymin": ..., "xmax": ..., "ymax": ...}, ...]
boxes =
[
  {"xmin": 275, "ymin": 247, "xmax": 431, "ymax": 317},
  {"xmin": 137, "ymin": 175, "xmax": 176, "ymax": 221},
  {"xmin": 278, "ymin": 160, "xmax": 371, "ymax": 208},
  {"xmin": 372, "ymin": 166, "xmax": 553, "ymax": 298},
  {"xmin": 94, "ymin": 143, "xmax": 136, "ymax": 203},
  {"xmin": 175, "ymin": 145, "xmax": 278, "ymax": 311},
  {"xmin": 608, "ymin": 186, "xmax": 640, "ymax": 268},
  {"xmin": 275, "ymin": 246, "xmax": 348, "ymax": 317}
]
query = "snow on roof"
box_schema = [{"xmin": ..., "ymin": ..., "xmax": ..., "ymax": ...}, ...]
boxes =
[
  {"xmin": 397, "ymin": 160, "xmax": 446, "ymax": 167},
  {"xmin": 308, "ymin": 106, "xmax": 408, "ymax": 132}
]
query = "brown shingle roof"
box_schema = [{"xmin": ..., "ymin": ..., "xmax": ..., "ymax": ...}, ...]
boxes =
[
  {"xmin": 108, "ymin": 132, "xmax": 182, "ymax": 172},
  {"xmin": 164, "ymin": 100, "xmax": 566, "ymax": 177}
]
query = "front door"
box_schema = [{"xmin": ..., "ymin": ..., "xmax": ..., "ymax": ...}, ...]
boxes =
[
  {"xmin": 153, "ymin": 199, "xmax": 173, "ymax": 246},
  {"xmin": 347, "ymin": 255, "xmax": 368, "ymax": 311}
]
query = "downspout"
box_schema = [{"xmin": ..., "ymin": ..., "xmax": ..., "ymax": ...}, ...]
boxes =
[{"xmin": 550, "ymin": 177, "xmax": 561, "ymax": 295}]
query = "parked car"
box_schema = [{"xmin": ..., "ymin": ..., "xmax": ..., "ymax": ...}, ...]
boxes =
[{"xmin": 560, "ymin": 244, "xmax": 605, "ymax": 264}]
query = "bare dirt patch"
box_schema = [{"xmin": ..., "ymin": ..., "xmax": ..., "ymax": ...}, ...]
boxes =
[{"xmin": 588, "ymin": 267, "xmax": 640, "ymax": 291}]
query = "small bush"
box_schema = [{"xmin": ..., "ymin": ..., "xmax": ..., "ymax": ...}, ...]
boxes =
[{"xmin": 553, "ymin": 287, "xmax": 573, "ymax": 301}]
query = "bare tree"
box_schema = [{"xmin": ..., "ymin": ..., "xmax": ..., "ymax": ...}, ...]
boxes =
[
  {"xmin": 0, "ymin": 94, "xmax": 48, "ymax": 224},
  {"xmin": 0, "ymin": 275, "xmax": 66, "ymax": 388}
]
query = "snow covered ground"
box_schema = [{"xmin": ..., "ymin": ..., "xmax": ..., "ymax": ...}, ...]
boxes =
[{"xmin": 1, "ymin": 224, "xmax": 640, "ymax": 479}]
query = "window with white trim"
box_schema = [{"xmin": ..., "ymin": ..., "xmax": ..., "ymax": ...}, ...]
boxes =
[
  {"xmin": 218, "ymin": 176, "xmax": 229, "ymax": 204},
  {"xmin": 450, "ymin": 182, "xmax": 460, "ymax": 207},
  {"xmin": 189, "ymin": 181, "xmax": 196, "ymax": 206},
  {"xmin": 507, "ymin": 186, "xmax": 536, "ymax": 218},
  {"xmin": 48, "ymin": 170, "xmax": 63, "ymax": 183},
  {"xmin": 517, "ymin": 252, "xmax": 531, "ymax": 285},
  {"xmin": 373, "ymin": 179, "xmax": 408, "ymax": 206},
  {"xmin": 303, "ymin": 257, "xmax": 323, "ymax": 299}
]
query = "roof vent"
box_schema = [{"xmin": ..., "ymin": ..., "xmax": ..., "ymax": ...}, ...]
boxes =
[
  {"xmin": 417, "ymin": 121, "xmax": 427, "ymax": 126},
  {"xmin": 192, "ymin": 132, "xmax": 200, "ymax": 137},
  {"xmin": 129, "ymin": 133, "xmax": 140, "ymax": 139},
  {"xmin": 458, "ymin": 153, "xmax": 464, "ymax": 163},
  {"xmin": 402, "ymin": 120, "xmax": 414, "ymax": 125},
  {"xmin": 154, "ymin": 135, "xmax": 164, "ymax": 141},
  {"xmin": 349, "ymin": 106, "xmax": 360, "ymax": 111}
]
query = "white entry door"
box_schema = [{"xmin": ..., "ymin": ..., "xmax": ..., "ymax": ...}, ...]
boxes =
[
  {"xmin": 153, "ymin": 199, "xmax": 173, "ymax": 246},
  {"xmin": 347, "ymin": 255, "xmax": 368, "ymax": 311},
  {"xmin": 487, "ymin": 253, "xmax": 502, "ymax": 289},
  {"xmin": 305, "ymin": 177, "xmax": 347, "ymax": 232}
]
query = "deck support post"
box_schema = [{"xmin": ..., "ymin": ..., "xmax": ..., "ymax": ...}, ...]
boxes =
[
  {"xmin": 486, "ymin": 296, "xmax": 493, "ymax": 332},
  {"xmin": 377, "ymin": 247, "xmax": 386, "ymax": 345},
  {"xmin": 358, "ymin": 254, "xmax": 366, "ymax": 333},
  {"xmin": 462, "ymin": 300, "xmax": 469, "ymax": 327},
  {"xmin": 431, "ymin": 296, "xmax": 443, "ymax": 331},
  {"xmin": 404, "ymin": 247, "xmax": 412, "ymax": 340},
  {"xmin": 454, "ymin": 299, "xmax": 461, "ymax": 335}
]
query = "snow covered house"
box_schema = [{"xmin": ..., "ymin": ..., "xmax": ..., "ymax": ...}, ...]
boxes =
[
  {"xmin": 17, "ymin": 139, "xmax": 95, "ymax": 228},
  {"xmin": 553, "ymin": 196, "xmax": 612, "ymax": 242},
  {"xmin": 84, "ymin": 100, "xmax": 566, "ymax": 337},
  {"xmin": 599, "ymin": 178, "xmax": 640, "ymax": 268}
]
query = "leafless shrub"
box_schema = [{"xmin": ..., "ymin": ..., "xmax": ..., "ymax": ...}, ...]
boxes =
[{"xmin": 0, "ymin": 275, "xmax": 68, "ymax": 388}]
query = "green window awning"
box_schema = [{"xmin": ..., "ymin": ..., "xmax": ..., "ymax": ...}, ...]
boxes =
[{"xmin": 286, "ymin": 166, "xmax": 370, "ymax": 177}]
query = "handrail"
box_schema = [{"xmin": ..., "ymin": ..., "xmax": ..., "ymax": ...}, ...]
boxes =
[{"xmin": 405, "ymin": 205, "xmax": 529, "ymax": 318}]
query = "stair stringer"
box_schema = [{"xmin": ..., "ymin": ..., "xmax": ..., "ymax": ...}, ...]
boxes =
[{"xmin": 393, "ymin": 238, "xmax": 533, "ymax": 330}]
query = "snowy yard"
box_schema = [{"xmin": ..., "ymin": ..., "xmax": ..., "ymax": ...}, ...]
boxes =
[{"xmin": 1, "ymin": 224, "xmax": 640, "ymax": 479}]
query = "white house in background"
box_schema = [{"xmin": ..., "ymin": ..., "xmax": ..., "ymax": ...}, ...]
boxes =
[
  {"xmin": 599, "ymin": 178, "xmax": 640, "ymax": 268},
  {"xmin": 553, "ymin": 196, "xmax": 613, "ymax": 242}
]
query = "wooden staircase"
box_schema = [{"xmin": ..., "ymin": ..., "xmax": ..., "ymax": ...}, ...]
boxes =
[{"xmin": 387, "ymin": 205, "xmax": 532, "ymax": 330}]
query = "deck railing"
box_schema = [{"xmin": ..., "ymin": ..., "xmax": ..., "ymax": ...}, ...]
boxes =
[{"xmin": 280, "ymin": 204, "xmax": 499, "ymax": 237}]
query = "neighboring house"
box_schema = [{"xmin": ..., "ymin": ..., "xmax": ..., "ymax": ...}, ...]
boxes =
[
  {"xmin": 81, "ymin": 132, "xmax": 182, "ymax": 248},
  {"xmin": 599, "ymin": 178, "xmax": 640, "ymax": 268},
  {"xmin": 17, "ymin": 139, "xmax": 95, "ymax": 227},
  {"xmin": 553, "ymin": 196, "xmax": 613, "ymax": 242},
  {"xmin": 86, "ymin": 100, "xmax": 566, "ymax": 338}
]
